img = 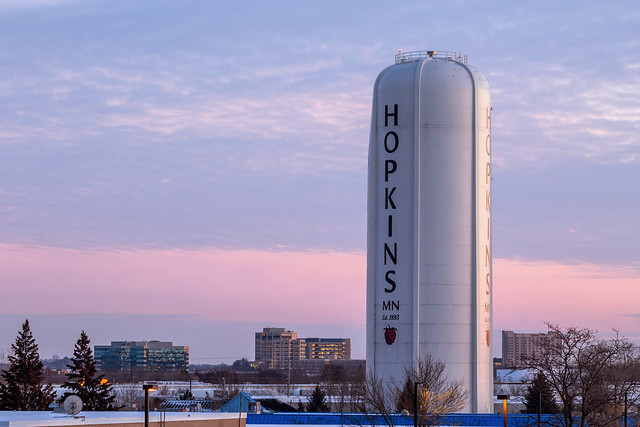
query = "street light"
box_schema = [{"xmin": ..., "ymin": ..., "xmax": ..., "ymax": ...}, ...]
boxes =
[
  {"xmin": 497, "ymin": 394, "xmax": 509, "ymax": 427},
  {"xmin": 624, "ymin": 392, "xmax": 628, "ymax": 427},
  {"xmin": 143, "ymin": 383, "xmax": 158, "ymax": 427},
  {"xmin": 414, "ymin": 382, "xmax": 425, "ymax": 427}
]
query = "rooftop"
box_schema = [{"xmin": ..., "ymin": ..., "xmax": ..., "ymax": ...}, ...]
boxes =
[{"xmin": 0, "ymin": 411, "xmax": 242, "ymax": 426}]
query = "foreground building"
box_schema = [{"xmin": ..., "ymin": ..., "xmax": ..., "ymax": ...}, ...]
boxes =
[
  {"xmin": 367, "ymin": 50, "xmax": 492, "ymax": 412},
  {"xmin": 0, "ymin": 411, "xmax": 563, "ymax": 426},
  {"xmin": 0, "ymin": 411, "xmax": 242, "ymax": 426},
  {"xmin": 94, "ymin": 340, "xmax": 189, "ymax": 372}
]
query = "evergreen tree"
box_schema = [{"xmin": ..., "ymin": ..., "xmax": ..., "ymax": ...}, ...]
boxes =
[
  {"xmin": 523, "ymin": 372, "xmax": 560, "ymax": 415},
  {"xmin": 0, "ymin": 319, "xmax": 55, "ymax": 410},
  {"xmin": 61, "ymin": 331, "xmax": 117, "ymax": 410},
  {"xmin": 306, "ymin": 385, "xmax": 329, "ymax": 412}
]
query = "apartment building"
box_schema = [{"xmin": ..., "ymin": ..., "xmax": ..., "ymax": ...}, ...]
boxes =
[{"xmin": 501, "ymin": 330, "xmax": 549, "ymax": 368}]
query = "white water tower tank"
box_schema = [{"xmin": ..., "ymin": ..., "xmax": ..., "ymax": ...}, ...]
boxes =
[{"xmin": 366, "ymin": 50, "xmax": 492, "ymax": 413}]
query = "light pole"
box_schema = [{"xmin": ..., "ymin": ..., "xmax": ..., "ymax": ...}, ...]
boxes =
[
  {"xmin": 414, "ymin": 382, "xmax": 425, "ymax": 427},
  {"xmin": 143, "ymin": 383, "xmax": 158, "ymax": 427},
  {"xmin": 624, "ymin": 392, "xmax": 628, "ymax": 427},
  {"xmin": 537, "ymin": 392, "xmax": 541, "ymax": 427},
  {"xmin": 497, "ymin": 394, "xmax": 509, "ymax": 427}
]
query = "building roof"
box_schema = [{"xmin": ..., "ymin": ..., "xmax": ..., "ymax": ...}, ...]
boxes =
[
  {"xmin": 256, "ymin": 399, "xmax": 298, "ymax": 413},
  {"xmin": 0, "ymin": 411, "xmax": 242, "ymax": 426},
  {"xmin": 219, "ymin": 392, "xmax": 260, "ymax": 413},
  {"xmin": 160, "ymin": 398, "xmax": 224, "ymax": 412}
]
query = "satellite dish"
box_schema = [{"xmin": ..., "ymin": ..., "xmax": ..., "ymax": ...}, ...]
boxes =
[{"xmin": 63, "ymin": 394, "xmax": 83, "ymax": 416}]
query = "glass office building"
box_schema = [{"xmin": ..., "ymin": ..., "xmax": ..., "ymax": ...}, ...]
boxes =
[{"xmin": 94, "ymin": 340, "xmax": 189, "ymax": 372}]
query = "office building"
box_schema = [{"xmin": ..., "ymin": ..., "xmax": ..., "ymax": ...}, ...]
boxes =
[
  {"xmin": 254, "ymin": 328, "xmax": 351, "ymax": 371},
  {"xmin": 94, "ymin": 340, "xmax": 189, "ymax": 372},
  {"xmin": 254, "ymin": 328, "xmax": 304, "ymax": 370},
  {"xmin": 305, "ymin": 338, "xmax": 351, "ymax": 360}
]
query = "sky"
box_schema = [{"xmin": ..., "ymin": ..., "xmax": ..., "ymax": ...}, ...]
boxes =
[{"xmin": 0, "ymin": 0, "xmax": 639, "ymax": 365}]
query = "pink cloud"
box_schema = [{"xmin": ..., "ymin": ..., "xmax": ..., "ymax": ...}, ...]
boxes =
[
  {"xmin": 494, "ymin": 258, "xmax": 640, "ymax": 341},
  {"xmin": 0, "ymin": 244, "xmax": 366, "ymax": 326},
  {"xmin": 2, "ymin": 244, "xmax": 639, "ymax": 344}
]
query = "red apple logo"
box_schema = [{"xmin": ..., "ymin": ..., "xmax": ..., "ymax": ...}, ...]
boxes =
[{"xmin": 384, "ymin": 326, "xmax": 397, "ymax": 345}]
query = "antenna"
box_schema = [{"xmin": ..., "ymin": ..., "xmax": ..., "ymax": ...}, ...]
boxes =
[{"xmin": 63, "ymin": 394, "xmax": 83, "ymax": 416}]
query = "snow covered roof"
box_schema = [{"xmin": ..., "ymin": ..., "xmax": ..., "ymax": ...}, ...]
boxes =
[{"xmin": 0, "ymin": 411, "xmax": 243, "ymax": 426}]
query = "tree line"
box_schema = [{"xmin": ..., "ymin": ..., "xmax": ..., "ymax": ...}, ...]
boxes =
[
  {"xmin": 0, "ymin": 319, "xmax": 116, "ymax": 411},
  {"xmin": 518, "ymin": 323, "xmax": 640, "ymax": 427},
  {"xmin": 297, "ymin": 324, "xmax": 640, "ymax": 427},
  {"xmin": 2, "ymin": 319, "xmax": 639, "ymax": 426}
]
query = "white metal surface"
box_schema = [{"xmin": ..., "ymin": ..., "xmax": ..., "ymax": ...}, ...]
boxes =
[
  {"xmin": 366, "ymin": 51, "xmax": 492, "ymax": 412},
  {"xmin": 63, "ymin": 395, "xmax": 83, "ymax": 416}
]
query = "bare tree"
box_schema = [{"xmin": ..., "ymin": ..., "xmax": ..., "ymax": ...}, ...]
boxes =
[
  {"xmin": 357, "ymin": 355, "xmax": 468, "ymax": 427},
  {"xmin": 321, "ymin": 364, "xmax": 346, "ymax": 413},
  {"xmin": 321, "ymin": 363, "xmax": 366, "ymax": 414},
  {"xmin": 521, "ymin": 323, "xmax": 640, "ymax": 427},
  {"xmin": 114, "ymin": 384, "xmax": 141, "ymax": 410},
  {"xmin": 355, "ymin": 373, "xmax": 399, "ymax": 427},
  {"xmin": 395, "ymin": 355, "xmax": 468, "ymax": 426}
]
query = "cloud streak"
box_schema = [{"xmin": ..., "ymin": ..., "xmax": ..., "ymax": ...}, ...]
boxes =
[
  {"xmin": 0, "ymin": 244, "xmax": 366, "ymax": 326},
  {"xmin": 1, "ymin": 244, "xmax": 639, "ymax": 358}
]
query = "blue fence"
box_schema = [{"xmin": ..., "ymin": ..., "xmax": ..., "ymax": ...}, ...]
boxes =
[{"xmin": 247, "ymin": 412, "xmax": 638, "ymax": 426}]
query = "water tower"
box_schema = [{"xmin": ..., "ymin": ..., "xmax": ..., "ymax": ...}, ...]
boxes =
[{"xmin": 366, "ymin": 50, "xmax": 492, "ymax": 412}]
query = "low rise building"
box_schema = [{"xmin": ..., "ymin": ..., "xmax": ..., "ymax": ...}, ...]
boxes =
[
  {"xmin": 305, "ymin": 338, "xmax": 351, "ymax": 360},
  {"xmin": 94, "ymin": 340, "xmax": 189, "ymax": 372}
]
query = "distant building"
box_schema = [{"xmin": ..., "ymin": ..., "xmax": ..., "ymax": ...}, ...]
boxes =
[
  {"xmin": 254, "ymin": 328, "xmax": 351, "ymax": 371},
  {"xmin": 305, "ymin": 338, "xmax": 351, "ymax": 360},
  {"xmin": 254, "ymin": 328, "xmax": 304, "ymax": 370},
  {"xmin": 95, "ymin": 340, "xmax": 189, "ymax": 372},
  {"xmin": 501, "ymin": 330, "xmax": 550, "ymax": 368}
]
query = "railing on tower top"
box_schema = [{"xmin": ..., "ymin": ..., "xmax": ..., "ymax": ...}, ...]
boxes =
[{"xmin": 395, "ymin": 50, "xmax": 468, "ymax": 64}]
